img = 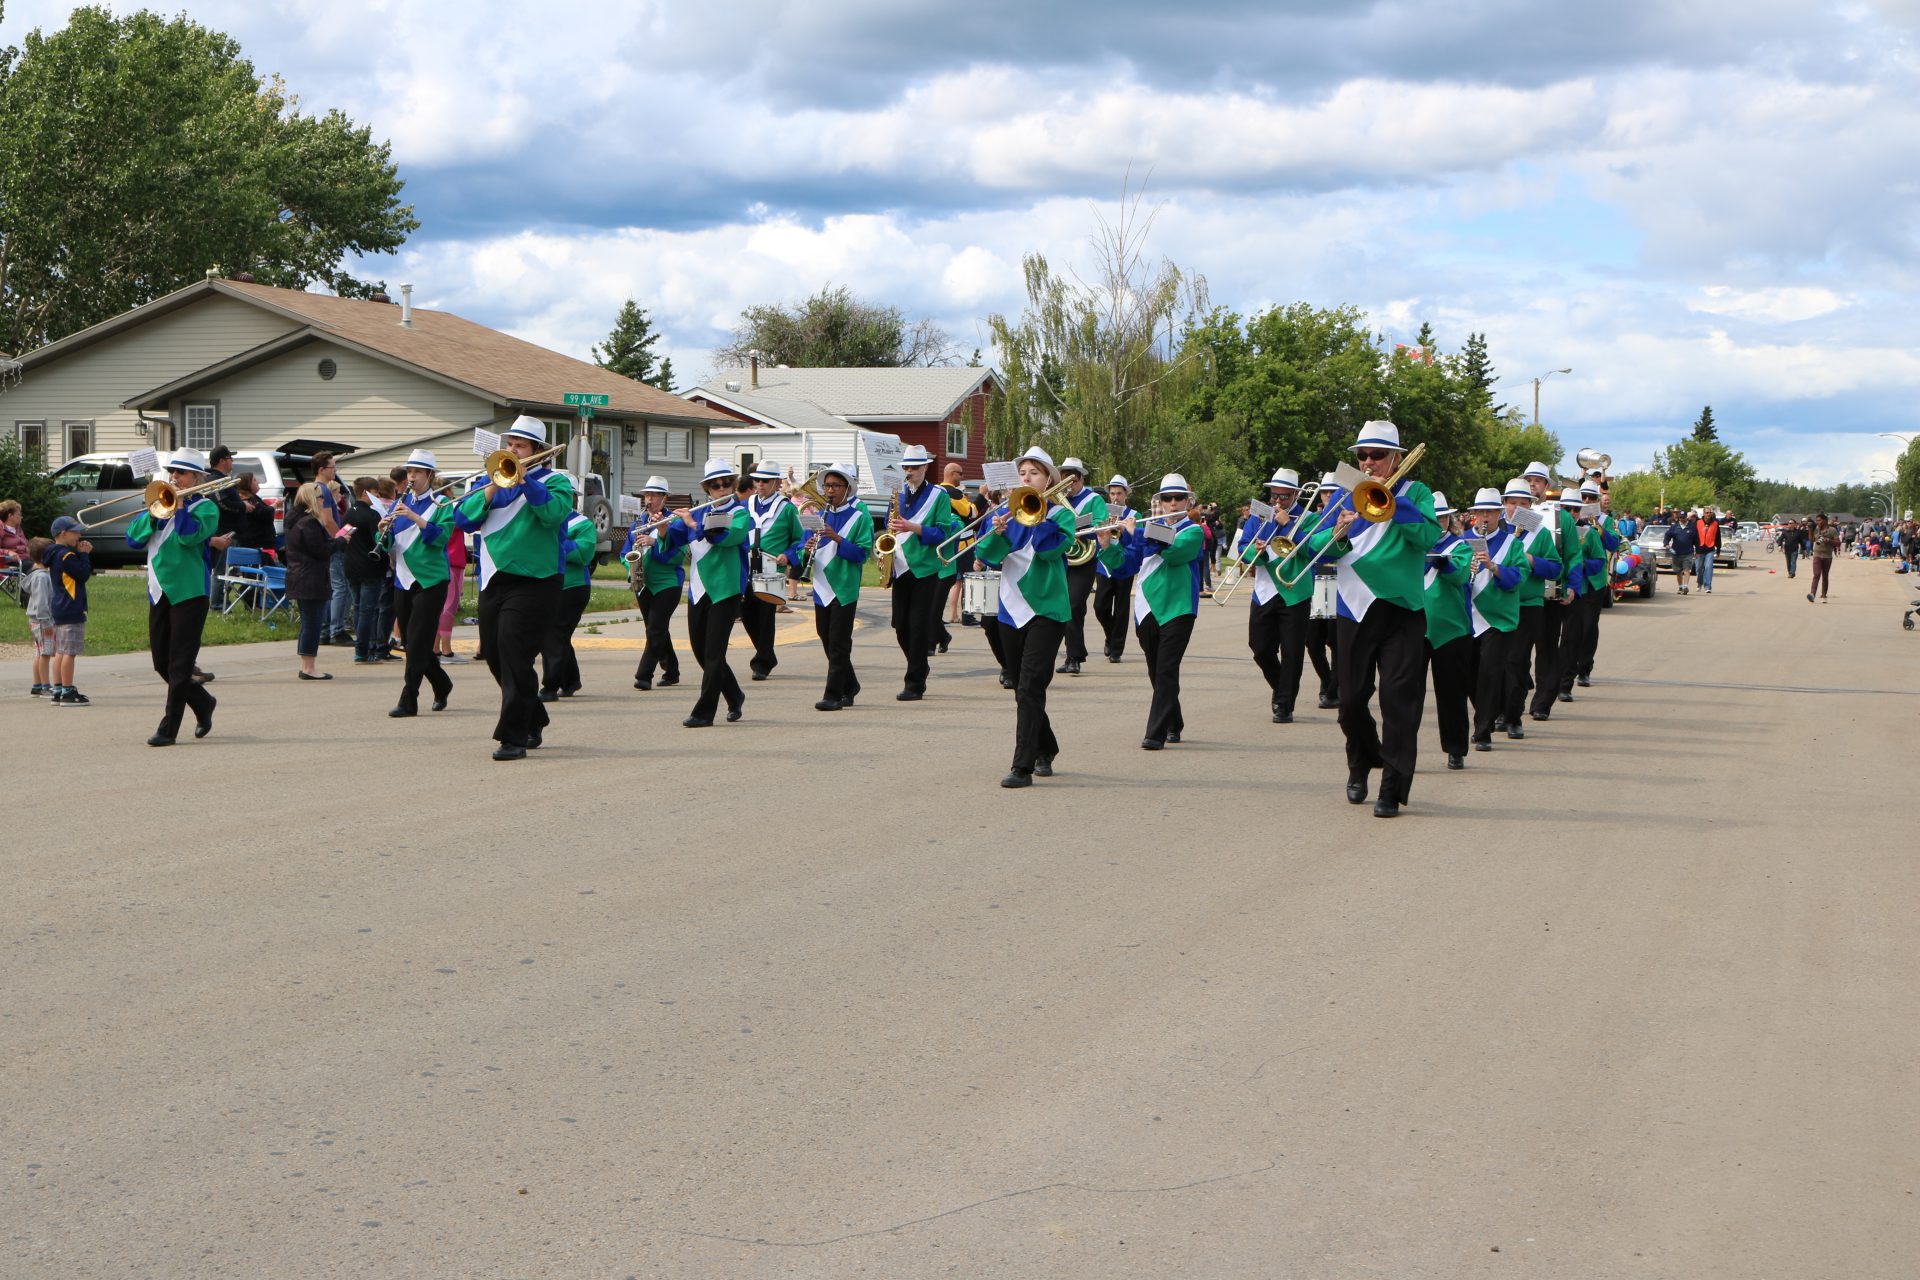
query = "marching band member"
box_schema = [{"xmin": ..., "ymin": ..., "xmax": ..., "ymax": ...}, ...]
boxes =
[
  {"xmin": 1499, "ymin": 476, "xmax": 1560, "ymax": 738},
  {"xmin": 453, "ymin": 416, "xmax": 574, "ymax": 761},
  {"xmin": 977, "ymin": 482, "xmax": 1013, "ymax": 688},
  {"xmin": 886, "ymin": 445, "xmax": 957, "ymax": 702},
  {"xmin": 1238, "ymin": 468, "xmax": 1314, "ymax": 724},
  {"xmin": 659, "ymin": 458, "xmax": 752, "ymax": 728},
  {"xmin": 1301, "ymin": 422, "xmax": 1440, "ymax": 818},
  {"xmin": 799, "ymin": 461, "xmax": 872, "ymax": 711},
  {"xmin": 1092, "ymin": 474, "xmax": 1135, "ymax": 662},
  {"xmin": 1554, "ymin": 483, "xmax": 1611, "ymax": 701},
  {"xmin": 1302, "ymin": 475, "xmax": 1344, "ymax": 710},
  {"xmin": 1466, "ymin": 488, "xmax": 1527, "ymax": 751},
  {"xmin": 538, "ymin": 505, "xmax": 597, "ymax": 701},
  {"xmin": 974, "ymin": 446, "xmax": 1075, "ymax": 788},
  {"xmin": 1570, "ymin": 480, "xmax": 1620, "ymax": 689},
  {"xmin": 125, "ymin": 447, "xmax": 225, "ymax": 746},
  {"xmin": 1055, "ymin": 457, "xmax": 1107, "ymax": 675},
  {"xmin": 1423, "ymin": 493, "xmax": 1473, "ymax": 770},
  {"xmin": 740, "ymin": 463, "xmax": 804, "ymax": 681},
  {"xmin": 623, "ymin": 476, "xmax": 683, "ymax": 691},
  {"xmin": 1102, "ymin": 475, "xmax": 1206, "ymax": 750},
  {"xmin": 383, "ymin": 448, "xmax": 455, "ymax": 718},
  {"xmin": 1523, "ymin": 461, "xmax": 1582, "ymax": 722}
]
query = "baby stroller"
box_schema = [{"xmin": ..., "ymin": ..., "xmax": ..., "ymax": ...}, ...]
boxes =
[{"xmin": 1905, "ymin": 598, "xmax": 1919, "ymax": 631}]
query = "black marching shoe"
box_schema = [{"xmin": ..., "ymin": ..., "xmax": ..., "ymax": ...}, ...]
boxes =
[
  {"xmin": 1033, "ymin": 756, "xmax": 1054, "ymax": 777},
  {"xmin": 1108, "ymin": 654, "xmax": 1122, "ymax": 663},
  {"xmin": 750, "ymin": 667, "xmax": 770, "ymax": 682},
  {"xmin": 389, "ymin": 705, "xmax": 418, "ymax": 719},
  {"xmin": 1057, "ymin": 659, "xmax": 1081, "ymax": 675},
  {"xmin": 492, "ymin": 744, "xmax": 526, "ymax": 761},
  {"xmin": 658, "ymin": 674, "xmax": 681, "ymax": 687},
  {"xmin": 1576, "ymin": 675, "xmax": 1591, "ymax": 688},
  {"xmin": 1447, "ymin": 753, "xmax": 1465, "ymax": 770},
  {"xmin": 1473, "ymin": 739, "xmax": 1492, "ymax": 752},
  {"xmin": 194, "ymin": 696, "xmax": 215, "ymax": 739},
  {"xmin": 1166, "ymin": 730, "xmax": 1181, "ymax": 743},
  {"xmin": 1507, "ymin": 724, "xmax": 1525, "ymax": 740},
  {"xmin": 1318, "ymin": 694, "xmax": 1338, "ymax": 709},
  {"xmin": 1000, "ymin": 769, "xmax": 1033, "ymax": 789},
  {"xmin": 1346, "ymin": 777, "xmax": 1369, "ymax": 804},
  {"xmin": 896, "ymin": 689, "xmax": 923, "ymax": 702},
  {"xmin": 634, "ymin": 677, "xmax": 652, "ymax": 691},
  {"xmin": 147, "ymin": 732, "xmax": 176, "ymax": 747},
  {"xmin": 526, "ymin": 730, "xmax": 542, "ymax": 749},
  {"xmin": 1272, "ymin": 709, "xmax": 1292, "ymax": 724},
  {"xmin": 1140, "ymin": 738, "xmax": 1164, "ymax": 751},
  {"xmin": 726, "ymin": 704, "xmax": 743, "ymax": 722},
  {"xmin": 431, "ymin": 695, "xmax": 449, "ymax": 712},
  {"xmin": 814, "ymin": 698, "xmax": 842, "ymax": 712},
  {"xmin": 538, "ymin": 689, "xmax": 559, "ymax": 702},
  {"xmin": 998, "ymin": 674, "xmax": 1015, "ymax": 689},
  {"xmin": 1492, "ymin": 717, "xmax": 1507, "ymax": 733},
  {"xmin": 561, "ymin": 685, "xmax": 581, "ymax": 698},
  {"xmin": 1372, "ymin": 795, "xmax": 1401, "ymax": 818},
  {"xmin": 1557, "ymin": 692, "xmax": 1574, "ymax": 703},
  {"xmin": 682, "ymin": 716, "xmax": 713, "ymax": 728}
]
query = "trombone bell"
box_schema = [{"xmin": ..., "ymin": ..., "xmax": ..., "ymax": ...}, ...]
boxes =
[
  {"xmin": 145, "ymin": 479, "xmax": 179, "ymax": 521},
  {"xmin": 1350, "ymin": 478, "xmax": 1395, "ymax": 523},
  {"xmin": 1008, "ymin": 485, "xmax": 1049, "ymax": 526}
]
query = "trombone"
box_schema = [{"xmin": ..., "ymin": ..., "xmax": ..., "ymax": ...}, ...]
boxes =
[
  {"xmin": 1274, "ymin": 443, "xmax": 1428, "ymax": 587},
  {"xmin": 1215, "ymin": 481, "xmax": 1326, "ymax": 606},
  {"xmin": 77, "ymin": 472, "xmax": 243, "ymax": 524},
  {"xmin": 417, "ymin": 442, "xmax": 569, "ymax": 505}
]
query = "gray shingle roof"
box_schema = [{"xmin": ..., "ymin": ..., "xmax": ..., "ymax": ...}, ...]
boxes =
[
  {"xmin": 696, "ymin": 366, "xmax": 992, "ymax": 420},
  {"xmin": 701, "ymin": 387, "xmax": 854, "ymax": 435}
]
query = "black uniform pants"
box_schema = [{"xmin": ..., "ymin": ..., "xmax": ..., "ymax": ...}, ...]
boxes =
[
  {"xmin": 687, "ymin": 593, "xmax": 744, "ymax": 721},
  {"xmin": 148, "ymin": 595, "xmax": 214, "ymax": 739},
  {"xmin": 1557, "ymin": 591, "xmax": 1600, "ymax": 695},
  {"xmin": 982, "ymin": 615, "xmax": 1008, "ymax": 679},
  {"xmin": 1062, "ymin": 561, "xmax": 1097, "ymax": 663},
  {"xmin": 634, "ymin": 586, "xmax": 681, "ymax": 682},
  {"xmin": 1530, "ymin": 600, "xmax": 1568, "ymax": 716},
  {"xmin": 1427, "ymin": 634, "xmax": 1472, "ymax": 758},
  {"xmin": 1506, "ymin": 605, "xmax": 1541, "ymax": 726},
  {"xmin": 478, "ymin": 571, "xmax": 558, "ymax": 748},
  {"xmin": 540, "ymin": 583, "xmax": 591, "ymax": 694},
  {"xmin": 1094, "ymin": 573, "xmax": 1133, "ymax": 658},
  {"xmin": 395, "ymin": 580, "xmax": 453, "ymax": 710},
  {"xmin": 740, "ymin": 588, "xmax": 780, "ymax": 677},
  {"xmin": 1138, "ymin": 612, "xmax": 1194, "ymax": 744},
  {"xmin": 1249, "ymin": 596, "xmax": 1311, "ymax": 714},
  {"xmin": 814, "ymin": 600, "xmax": 859, "ymax": 703},
  {"xmin": 890, "ymin": 570, "xmax": 943, "ymax": 692},
  {"xmin": 1307, "ymin": 615, "xmax": 1338, "ymax": 703},
  {"xmin": 1336, "ymin": 600, "xmax": 1428, "ymax": 802},
  {"xmin": 1575, "ymin": 586, "xmax": 1603, "ymax": 679},
  {"xmin": 1473, "ymin": 627, "xmax": 1517, "ymax": 742},
  {"xmin": 1002, "ymin": 615, "xmax": 1063, "ymax": 771}
]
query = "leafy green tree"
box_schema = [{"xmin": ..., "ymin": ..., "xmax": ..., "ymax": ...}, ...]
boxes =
[
  {"xmin": 717, "ymin": 284, "xmax": 957, "ymax": 369},
  {"xmin": 591, "ymin": 299, "xmax": 674, "ymax": 389},
  {"xmin": 0, "ymin": 6, "xmax": 417, "ymax": 353},
  {"xmin": 0, "ymin": 435, "xmax": 63, "ymax": 534},
  {"xmin": 1656, "ymin": 435, "xmax": 1757, "ymax": 511},
  {"xmin": 1610, "ymin": 470, "xmax": 1715, "ymax": 517},
  {"xmin": 1479, "ymin": 411, "xmax": 1562, "ymax": 487},
  {"xmin": 1690, "ymin": 405, "xmax": 1718, "ymax": 442}
]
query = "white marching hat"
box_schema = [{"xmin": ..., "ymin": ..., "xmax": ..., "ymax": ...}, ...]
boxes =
[
  {"xmin": 1060, "ymin": 455, "xmax": 1088, "ymax": 475},
  {"xmin": 1432, "ymin": 490, "xmax": 1453, "ymax": 516},
  {"xmin": 504, "ymin": 414, "xmax": 547, "ymax": 444},
  {"xmin": 1579, "ymin": 481, "xmax": 1603, "ymax": 497},
  {"xmin": 1502, "ymin": 478, "xmax": 1533, "ymax": 500},
  {"xmin": 1470, "ymin": 487, "xmax": 1505, "ymax": 511},
  {"xmin": 1350, "ymin": 420, "xmax": 1403, "ymax": 452},
  {"xmin": 748, "ymin": 461, "xmax": 782, "ymax": 480},
  {"xmin": 1016, "ymin": 445, "xmax": 1059, "ymax": 484},
  {"xmin": 900, "ymin": 444, "xmax": 934, "ymax": 467},
  {"xmin": 165, "ymin": 447, "xmax": 211, "ymax": 475},
  {"xmin": 819, "ymin": 460, "xmax": 857, "ymax": 486},
  {"xmin": 1267, "ymin": 467, "xmax": 1301, "ymax": 489},
  {"xmin": 1558, "ymin": 490, "xmax": 1587, "ymax": 508},
  {"xmin": 1319, "ymin": 471, "xmax": 1344, "ymax": 491},
  {"xmin": 640, "ymin": 474, "xmax": 669, "ymax": 494},
  {"xmin": 700, "ymin": 458, "xmax": 737, "ymax": 485},
  {"xmin": 1522, "ymin": 460, "xmax": 1553, "ymax": 480},
  {"xmin": 1157, "ymin": 473, "xmax": 1192, "ymax": 497},
  {"xmin": 404, "ymin": 448, "xmax": 439, "ymax": 471},
  {"xmin": 1106, "ymin": 474, "xmax": 1131, "ymax": 490}
]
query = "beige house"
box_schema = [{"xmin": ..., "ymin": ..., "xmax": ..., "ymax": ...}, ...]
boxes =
[{"xmin": 2, "ymin": 276, "xmax": 735, "ymax": 500}]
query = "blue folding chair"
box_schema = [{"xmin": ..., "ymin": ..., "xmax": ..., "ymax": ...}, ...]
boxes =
[{"xmin": 219, "ymin": 547, "xmax": 288, "ymax": 619}]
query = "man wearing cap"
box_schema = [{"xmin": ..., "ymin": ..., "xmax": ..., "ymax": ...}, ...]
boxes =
[
  {"xmin": 974, "ymin": 446, "xmax": 1075, "ymax": 786},
  {"xmin": 660, "ymin": 459, "xmax": 753, "ymax": 727},
  {"xmin": 1301, "ymin": 421, "xmax": 1439, "ymax": 817},
  {"xmin": 1236, "ymin": 468, "xmax": 1315, "ymax": 724},
  {"xmin": 383, "ymin": 449, "xmax": 456, "ymax": 718},
  {"xmin": 800, "ymin": 462, "xmax": 873, "ymax": 711},
  {"xmin": 623, "ymin": 477, "xmax": 683, "ymax": 691},
  {"xmin": 1053, "ymin": 457, "xmax": 1107, "ymax": 675},
  {"xmin": 741, "ymin": 463, "xmax": 805, "ymax": 681},
  {"xmin": 453, "ymin": 416, "xmax": 575, "ymax": 760},
  {"xmin": 886, "ymin": 445, "xmax": 957, "ymax": 701},
  {"xmin": 1092, "ymin": 475, "xmax": 1135, "ymax": 661},
  {"xmin": 1423, "ymin": 493, "xmax": 1473, "ymax": 769},
  {"xmin": 1101, "ymin": 475, "xmax": 1206, "ymax": 749},
  {"xmin": 1523, "ymin": 463, "xmax": 1583, "ymax": 722},
  {"xmin": 1466, "ymin": 488, "xmax": 1527, "ymax": 750},
  {"xmin": 1500, "ymin": 477, "xmax": 1560, "ymax": 738},
  {"xmin": 126, "ymin": 448, "xmax": 224, "ymax": 745}
]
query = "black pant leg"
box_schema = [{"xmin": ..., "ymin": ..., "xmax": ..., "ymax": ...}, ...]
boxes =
[
  {"xmin": 815, "ymin": 600, "xmax": 857, "ymax": 700},
  {"xmin": 1307, "ymin": 616, "xmax": 1336, "ymax": 701},
  {"xmin": 1507, "ymin": 606, "xmax": 1540, "ymax": 725},
  {"xmin": 892, "ymin": 572, "xmax": 937, "ymax": 691},
  {"xmin": 1274, "ymin": 599, "xmax": 1309, "ymax": 716},
  {"xmin": 399, "ymin": 581, "xmax": 451, "ymax": 704},
  {"xmin": 1428, "ymin": 635, "xmax": 1471, "ymax": 757},
  {"xmin": 1094, "ymin": 574, "xmax": 1131, "ymax": 657},
  {"xmin": 541, "ymin": 583, "xmax": 590, "ymax": 693},
  {"xmin": 636, "ymin": 586, "xmax": 681, "ymax": 681},
  {"xmin": 1557, "ymin": 597, "xmax": 1591, "ymax": 695},
  {"xmin": 1531, "ymin": 602, "xmax": 1566, "ymax": 715},
  {"xmin": 484, "ymin": 573, "xmax": 558, "ymax": 746},
  {"xmin": 1143, "ymin": 612, "xmax": 1193, "ymax": 742},
  {"xmin": 982, "ymin": 616, "xmax": 1007, "ymax": 677},
  {"xmin": 740, "ymin": 590, "xmax": 777, "ymax": 675},
  {"xmin": 1335, "ymin": 613, "xmax": 1384, "ymax": 782},
  {"xmin": 1063, "ymin": 561, "xmax": 1096, "ymax": 663},
  {"xmin": 1372, "ymin": 602, "xmax": 1428, "ymax": 801},
  {"xmin": 1008, "ymin": 616, "xmax": 1063, "ymax": 770},
  {"xmin": 1577, "ymin": 590, "xmax": 1602, "ymax": 678},
  {"xmin": 155, "ymin": 595, "xmax": 213, "ymax": 737},
  {"xmin": 1472, "ymin": 628, "xmax": 1515, "ymax": 742},
  {"xmin": 688, "ymin": 593, "xmax": 744, "ymax": 720},
  {"xmin": 1247, "ymin": 597, "xmax": 1283, "ymax": 701},
  {"xmin": 929, "ymin": 573, "xmax": 953, "ymax": 652}
]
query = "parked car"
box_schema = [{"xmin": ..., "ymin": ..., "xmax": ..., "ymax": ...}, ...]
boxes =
[
  {"xmin": 51, "ymin": 439, "xmax": 356, "ymax": 564},
  {"xmin": 1737, "ymin": 521, "xmax": 1762, "ymax": 542},
  {"xmin": 1612, "ymin": 541, "xmax": 1657, "ymax": 598},
  {"xmin": 1638, "ymin": 524, "xmax": 1675, "ymax": 573},
  {"xmin": 1712, "ymin": 535, "xmax": 1742, "ymax": 570}
]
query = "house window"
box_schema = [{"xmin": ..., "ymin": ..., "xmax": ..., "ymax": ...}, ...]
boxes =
[
  {"xmin": 183, "ymin": 403, "xmax": 218, "ymax": 451},
  {"xmin": 65, "ymin": 421, "xmax": 93, "ymax": 461},
  {"xmin": 14, "ymin": 421, "xmax": 45, "ymax": 464},
  {"xmin": 648, "ymin": 427, "xmax": 692, "ymax": 463},
  {"xmin": 945, "ymin": 418, "xmax": 968, "ymax": 458}
]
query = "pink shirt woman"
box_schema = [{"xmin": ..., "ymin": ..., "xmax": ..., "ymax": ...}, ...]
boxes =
[{"xmin": 437, "ymin": 527, "xmax": 467, "ymax": 647}]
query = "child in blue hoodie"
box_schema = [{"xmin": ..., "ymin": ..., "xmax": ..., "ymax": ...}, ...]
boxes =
[{"xmin": 44, "ymin": 516, "xmax": 93, "ymax": 706}]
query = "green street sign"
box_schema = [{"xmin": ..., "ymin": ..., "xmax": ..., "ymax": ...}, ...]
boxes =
[
  {"xmin": 563, "ymin": 392, "xmax": 610, "ymax": 407},
  {"xmin": 578, "ymin": 405, "xmax": 595, "ymax": 419}
]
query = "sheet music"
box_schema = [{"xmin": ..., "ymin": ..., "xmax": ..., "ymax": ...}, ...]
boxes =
[
  {"xmin": 128, "ymin": 447, "xmax": 159, "ymax": 478},
  {"xmin": 617, "ymin": 494, "xmax": 647, "ymax": 517},
  {"xmin": 1248, "ymin": 498, "xmax": 1275, "ymax": 522},
  {"xmin": 1329, "ymin": 462, "xmax": 1369, "ymax": 491},
  {"xmin": 1580, "ymin": 503, "xmax": 1601, "ymax": 521},
  {"xmin": 799, "ymin": 511, "xmax": 825, "ymax": 532},
  {"xmin": 702, "ymin": 510, "xmax": 733, "ymax": 532},
  {"xmin": 1465, "ymin": 535, "xmax": 1490, "ymax": 558},
  {"xmin": 981, "ymin": 460, "xmax": 1019, "ymax": 490},
  {"xmin": 472, "ymin": 428, "xmax": 501, "ymax": 457},
  {"xmin": 1509, "ymin": 505, "xmax": 1544, "ymax": 533},
  {"xmin": 1145, "ymin": 521, "xmax": 1176, "ymax": 544}
]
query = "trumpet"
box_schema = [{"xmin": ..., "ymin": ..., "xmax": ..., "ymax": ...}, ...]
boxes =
[{"xmin": 78, "ymin": 472, "xmax": 243, "ymax": 524}]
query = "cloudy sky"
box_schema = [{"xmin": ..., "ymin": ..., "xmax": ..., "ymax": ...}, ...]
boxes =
[{"xmin": 6, "ymin": 0, "xmax": 1919, "ymax": 486}]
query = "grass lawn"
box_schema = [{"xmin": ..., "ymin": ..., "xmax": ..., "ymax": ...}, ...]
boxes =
[{"xmin": 0, "ymin": 573, "xmax": 638, "ymax": 656}]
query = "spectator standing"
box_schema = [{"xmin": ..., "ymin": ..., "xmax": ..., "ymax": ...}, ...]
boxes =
[
  {"xmin": 24, "ymin": 536, "xmax": 54, "ymax": 696},
  {"xmin": 342, "ymin": 477, "xmax": 392, "ymax": 663},
  {"xmin": 1693, "ymin": 510, "xmax": 1719, "ymax": 593},
  {"xmin": 43, "ymin": 517, "xmax": 93, "ymax": 705},
  {"xmin": 283, "ymin": 483, "xmax": 336, "ymax": 679},
  {"xmin": 1780, "ymin": 519, "xmax": 1803, "ymax": 578},
  {"xmin": 1665, "ymin": 516, "xmax": 1699, "ymax": 595},
  {"xmin": 310, "ymin": 452, "xmax": 354, "ymax": 645},
  {"xmin": 1807, "ymin": 514, "xmax": 1839, "ymax": 603},
  {"xmin": 438, "ymin": 528, "xmax": 468, "ymax": 662}
]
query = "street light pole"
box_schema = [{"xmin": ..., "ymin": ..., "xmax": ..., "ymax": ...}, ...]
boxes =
[{"xmin": 1532, "ymin": 367, "xmax": 1573, "ymax": 426}]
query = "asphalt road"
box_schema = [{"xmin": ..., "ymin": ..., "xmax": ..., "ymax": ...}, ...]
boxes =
[{"xmin": 4, "ymin": 549, "xmax": 1916, "ymax": 1279}]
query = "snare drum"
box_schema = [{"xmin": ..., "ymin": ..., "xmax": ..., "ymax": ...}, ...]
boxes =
[
  {"xmin": 962, "ymin": 571, "xmax": 999, "ymax": 618},
  {"xmin": 1310, "ymin": 574, "xmax": 1338, "ymax": 620},
  {"xmin": 750, "ymin": 570, "xmax": 789, "ymax": 605}
]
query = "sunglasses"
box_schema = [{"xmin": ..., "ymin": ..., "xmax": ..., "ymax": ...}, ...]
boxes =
[{"xmin": 1354, "ymin": 449, "xmax": 1393, "ymax": 462}]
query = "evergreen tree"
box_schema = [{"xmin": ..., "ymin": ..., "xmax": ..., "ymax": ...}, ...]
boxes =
[
  {"xmin": 1460, "ymin": 332, "xmax": 1496, "ymax": 413},
  {"xmin": 1691, "ymin": 405, "xmax": 1718, "ymax": 442},
  {"xmin": 654, "ymin": 356, "xmax": 675, "ymax": 393},
  {"xmin": 591, "ymin": 299, "xmax": 671, "ymax": 388}
]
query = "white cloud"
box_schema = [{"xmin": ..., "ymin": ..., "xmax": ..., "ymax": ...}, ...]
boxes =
[{"xmin": 1691, "ymin": 286, "xmax": 1851, "ymax": 323}]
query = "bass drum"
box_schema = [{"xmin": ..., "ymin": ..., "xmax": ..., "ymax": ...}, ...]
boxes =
[
  {"xmin": 1310, "ymin": 572, "xmax": 1339, "ymax": 620},
  {"xmin": 962, "ymin": 571, "xmax": 1000, "ymax": 620}
]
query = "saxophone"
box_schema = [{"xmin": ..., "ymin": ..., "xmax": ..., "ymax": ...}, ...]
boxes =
[{"xmin": 873, "ymin": 490, "xmax": 900, "ymax": 590}]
